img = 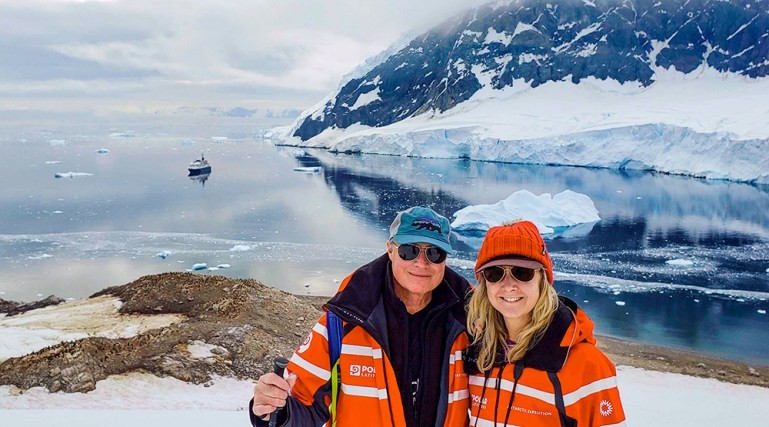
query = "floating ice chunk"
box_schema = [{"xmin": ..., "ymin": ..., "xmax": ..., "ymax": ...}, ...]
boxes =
[
  {"xmin": 230, "ymin": 245, "xmax": 251, "ymax": 252},
  {"xmin": 27, "ymin": 254, "xmax": 53, "ymax": 260},
  {"xmin": 293, "ymin": 149, "xmax": 308, "ymax": 157},
  {"xmin": 49, "ymin": 139, "xmax": 66, "ymax": 146},
  {"xmin": 207, "ymin": 267, "xmax": 220, "ymax": 271},
  {"xmin": 52, "ymin": 210, "xmax": 63, "ymax": 214},
  {"xmin": 192, "ymin": 263, "xmax": 207, "ymax": 271},
  {"xmin": 216, "ymin": 264, "xmax": 231, "ymax": 269},
  {"xmin": 766, "ymin": 268, "xmax": 769, "ymax": 273},
  {"xmin": 96, "ymin": 148, "xmax": 110, "ymax": 154},
  {"xmin": 758, "ymin": 310, "xmax": 766, "ymax": 314},
  {"xmin": 156, "ymin": 250, "xmax": 173, "ymax": 259},
  {"xmin": 666, "ymin": 259, "xmax": 694, "ymax": 266},
  {"xmin": 452, "ymin": 189, "xmax": 600, "ymax": 234},
  {"xmin": 211, "ymin": 136, "xmax": 228, "ymax": 142},
  {"xmin": 110, "ymin": 131, "xmax": 135, "ymax": 138},
  {"xmin": 615, "ymin": 301, "xmax": 626, "ymax": 306},
  {"xmin": 45, "ymin": 160, "xmax": 62, "ymax": 164},
  {"xmin": 293, "ymin": 166, "xmax": 322, "ymax": 174},
  {"xmin": 55, "ymin": 172, "xmax": 93, "ymax": 179}
]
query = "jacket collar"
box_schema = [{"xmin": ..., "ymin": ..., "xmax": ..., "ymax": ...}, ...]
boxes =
[
  {"xmin": 325, "ymin": 253, "xmax": 470, "ymax": 331},
  {"xmin": 466, "ymin": 296, "xmax": 592, "ymax": 373}
]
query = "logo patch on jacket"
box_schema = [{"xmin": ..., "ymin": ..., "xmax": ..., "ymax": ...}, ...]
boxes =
[
  {"xmin": 298, "ymin": 332, "xmax": 312, "ymax": 353},
  {"xmin": 349, "ymin": 364, "xmax": 376, "ymax": 377},
  {"xmin": 599, "ymin": 400, "xmax": 613, "ymax": 416}
]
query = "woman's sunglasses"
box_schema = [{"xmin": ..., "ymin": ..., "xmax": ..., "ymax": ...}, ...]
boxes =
[
  {"xmin": 393, "ymin": 243, "xmax": 447, "ymax": 264},
  {"xmin": 481, "ymin": 266, "xmax": 538, "ymax": 283}
]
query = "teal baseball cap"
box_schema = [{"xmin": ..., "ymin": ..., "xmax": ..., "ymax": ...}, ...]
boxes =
[{"xmin": 388, "ymin": 206, "xmax": 455, "ymax": 255}]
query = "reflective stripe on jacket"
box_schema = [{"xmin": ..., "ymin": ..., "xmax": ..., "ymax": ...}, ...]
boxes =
[
  {"xmin": 466, "ymin": 297, "xmax": 626, "ymax": 427},
  {"xmin": 284, "ymin": 253, "xmax": 471, "ymax": 427}
]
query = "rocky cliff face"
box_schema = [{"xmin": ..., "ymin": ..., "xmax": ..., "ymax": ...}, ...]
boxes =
[{"xmin": 292, "ymin": 0, "xmax": 769, "ymax": 141}]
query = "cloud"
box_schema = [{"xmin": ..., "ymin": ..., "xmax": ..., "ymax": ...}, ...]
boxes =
[{"xmin": 0, "ymin": 0, "xmax": 488, "ymax": 113}]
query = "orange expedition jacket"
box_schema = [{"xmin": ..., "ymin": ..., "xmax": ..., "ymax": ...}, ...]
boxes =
[
  {"xmin": 277, "ymin": 254, "xmax": 471, "ymax": 427},
  {"xmin": 466, "ymin": 297, "xmax": 626, "ymax": 427}
]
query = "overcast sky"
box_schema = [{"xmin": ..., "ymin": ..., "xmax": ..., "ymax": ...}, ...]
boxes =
[{"xmin": 0, "ymin": 0, "xmax": 488, "ymax": 117}]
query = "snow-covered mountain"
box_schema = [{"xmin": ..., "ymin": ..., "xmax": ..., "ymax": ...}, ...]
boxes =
[{"xmin": 277, "ymin": 0, "xmax": 769, "ymax": 184}]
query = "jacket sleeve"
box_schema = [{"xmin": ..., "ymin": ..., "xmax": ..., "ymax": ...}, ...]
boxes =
[
  {"xmin": 276, "ymin": 312, "xmax": 335, "ymax": 426},
  {"xmin": 565, "ymin": 344, "xmax": 626, "ymax": 427}
]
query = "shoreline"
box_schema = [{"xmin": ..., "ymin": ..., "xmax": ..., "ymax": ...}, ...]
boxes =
[
  {"xmin": 294, "ymin": 294, "xmax": 769, "ymax": 388},
  {"xmin": 596, "ymin": 335, "xmax": 768, "ymax": 387}
]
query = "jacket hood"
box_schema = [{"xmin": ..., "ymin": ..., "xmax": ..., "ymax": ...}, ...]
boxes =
[{"xmin": 466, "ymin": 296, "xmax": 596, "ymax": 373}]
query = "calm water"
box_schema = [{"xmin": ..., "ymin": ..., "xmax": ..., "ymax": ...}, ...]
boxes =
[{"xmin": 1, "ymin": 121, "xmax": 768, "ymax": 365}]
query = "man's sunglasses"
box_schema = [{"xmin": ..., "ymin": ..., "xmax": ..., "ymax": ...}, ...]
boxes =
[
  {"xmin": 481, "ymin": 266, "xmax": 538, "ymax": 283},
  {"xmin": 393, "ymin": 243, "xmax": 447, "ymax": 264}
]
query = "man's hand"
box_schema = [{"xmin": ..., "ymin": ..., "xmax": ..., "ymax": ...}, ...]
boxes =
[{"xmin": 251, "ymin": 372, "xmax": 297, "ymax": 419}]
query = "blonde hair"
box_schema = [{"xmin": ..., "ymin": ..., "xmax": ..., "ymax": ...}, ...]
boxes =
[{"xmin": 466, "ymin": 271, "xmax": 559, "ymax": 371}]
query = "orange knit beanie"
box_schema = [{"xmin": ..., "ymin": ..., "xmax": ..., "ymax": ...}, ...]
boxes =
[{"xmin": 474, "ymin": 220, "xmax": 554, "ymax": 284}]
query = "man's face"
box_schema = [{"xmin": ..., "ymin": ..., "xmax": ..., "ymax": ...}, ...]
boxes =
[{"xmin": 387, "ymin": 241, "xmax": 446, "ymax": 301}]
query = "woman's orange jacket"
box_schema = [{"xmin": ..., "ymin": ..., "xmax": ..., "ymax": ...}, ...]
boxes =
[{"xmin": 466, "ymin": 297, "xmax": 626, "ymax": 427}]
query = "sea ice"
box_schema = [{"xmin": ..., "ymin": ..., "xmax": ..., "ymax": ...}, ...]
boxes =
[
  {"xmin": 616, "ymin": 301, "xmax": 626, "ymax": 306},
  {"xmin": 666, "ymin": 259, "xmax": 694, "ymax": 266},
  {"xmin": 96, "ymin": 148, "xmax": 110, "ymax": 154},
  {"xmin": 758, "ymin": 310, "xmax": 766, "ymax": 314},
  {"xmin": 156, "ymin": 251, "xmax": 173, "ymax": 259},
  {"xmin": 229, "ymin": 245, "xmax": 251, "ymax": 252},
  {"xmin": 192, "ymin": 263, "xmax": 207, "ymax": 271}
]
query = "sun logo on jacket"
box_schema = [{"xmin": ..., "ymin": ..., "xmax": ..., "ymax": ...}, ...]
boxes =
[{"xmin": 599, "ymin": 400, "xmax": 613, "ymax": 416}]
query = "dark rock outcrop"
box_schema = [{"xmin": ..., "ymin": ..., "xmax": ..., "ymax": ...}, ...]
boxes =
[{"xmin": 0, "ymin": 295, "xmax": 65, "ymax": 316}]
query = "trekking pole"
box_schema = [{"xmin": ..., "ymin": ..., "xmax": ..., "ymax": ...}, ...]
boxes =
[{"xmin": 269, "ymin": 357, "xmax": 290, "ymax": 427}]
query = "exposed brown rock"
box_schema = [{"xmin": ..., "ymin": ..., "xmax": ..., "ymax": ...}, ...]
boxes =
[{"xmin": 0, "ymin": 273, "xmax": 325, "ymax": 393}]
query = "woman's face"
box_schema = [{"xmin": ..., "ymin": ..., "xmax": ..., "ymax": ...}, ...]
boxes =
[{"xmin": 484, "ymin": 267, "xmax": 542, "ymax": 337}]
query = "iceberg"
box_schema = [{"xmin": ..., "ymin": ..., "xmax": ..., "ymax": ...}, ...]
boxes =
[{"xmin": 451, "ymin": 189, "xmax": 600, "ymax": 235}]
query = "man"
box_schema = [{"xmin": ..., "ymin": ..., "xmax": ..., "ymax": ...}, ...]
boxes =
[{"xmin": 250, "ymin": 206, "xmax": 472, "ymax": 427}]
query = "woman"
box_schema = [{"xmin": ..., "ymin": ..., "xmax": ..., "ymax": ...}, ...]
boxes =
[{"xmin": 465, "ymin": 220, "xmax": 626, "ymax": 426}]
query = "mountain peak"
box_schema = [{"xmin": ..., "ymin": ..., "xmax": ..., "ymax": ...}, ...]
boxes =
[{"xmin": 292, "ymin": 0, "xmax": 768, "ymax": 141}]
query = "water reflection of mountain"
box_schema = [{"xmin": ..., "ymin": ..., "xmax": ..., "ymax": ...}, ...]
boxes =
[{"xmin": 295, "ymin": 153, "xmax": 476, "ymax": 252}]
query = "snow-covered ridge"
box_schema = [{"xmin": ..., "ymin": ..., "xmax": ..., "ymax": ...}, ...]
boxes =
[
  {"xmin": 280, "ymin": 0, "xmax": 769, "ymax": 184},
  {"xmin": 277, "ymin": 74, "xmax": 769, "ymax": 184}
]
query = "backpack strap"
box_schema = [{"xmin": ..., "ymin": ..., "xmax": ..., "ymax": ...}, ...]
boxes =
[{"xmin": 326, "ymin": 311, "xmax": 343, "ymax": 427}]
